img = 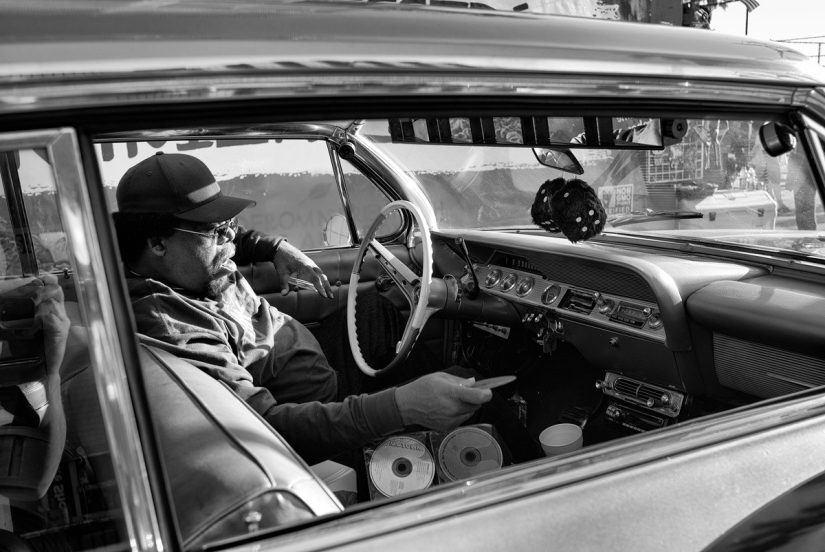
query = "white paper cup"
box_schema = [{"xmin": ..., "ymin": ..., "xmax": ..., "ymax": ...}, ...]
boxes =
[{"xmin": 539, "ymin": 423, "xmax": 583, "ymax": 457}]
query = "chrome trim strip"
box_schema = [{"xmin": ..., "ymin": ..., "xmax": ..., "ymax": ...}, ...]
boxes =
[
  {"xmin": 94, "ymin": 123, "xmax": 344, "ymax": 143},
  {"xmin": 766, "ymin": 372, "xmax": 816, "ymax": 389},
  {"xmin": 801, "ymin": 87, "xmax": 825, "ymax": 118},
  {"xmin": 327, "ymin": 141, "xmax": 359, "ymax": 244},
  {"xmin": 802, "ymin": 112, "xmax": 825, "ymax": 140},
  {"xmin": 0, "ymin": 129, "xmax": 162, "ymax": 552},
  {"xmin": 0, "ymin": 73, "xmax": 800, "ymax": 116},
  {"xmin": 353, "ymin": 135, "xmax": 438, "ymax": 229}
]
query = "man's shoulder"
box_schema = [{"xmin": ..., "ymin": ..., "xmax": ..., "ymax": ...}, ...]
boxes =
[{"xmin": 126, "ymin": 274, "xmax": 176, "ymax": 300}]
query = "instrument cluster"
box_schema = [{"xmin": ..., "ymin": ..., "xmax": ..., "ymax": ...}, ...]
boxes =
[{"xmin": 475, "ymin": 264, "xmax": 665, "ymax": 342}]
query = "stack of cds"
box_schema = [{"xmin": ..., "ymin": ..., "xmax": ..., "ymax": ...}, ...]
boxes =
[{"xmin": 364, "ymin": 425, "xmax": 505, "ymax": 500}]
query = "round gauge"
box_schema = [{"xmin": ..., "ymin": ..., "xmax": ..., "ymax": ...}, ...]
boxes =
[
  {"xmin": 598, "ymin": 298, "xmax": 615, "ymax": 315},
  {"xmin": 516, "ymin": 277, "xmax": 535, "ymax": 297},
  {"xmin": 484, "ymin": 268, "xmax": 502, "ymax": 289},
  {"xmin": 648, "ymin": 313, "xmax": 664, "ymax": 330},
  {"xmin": 541, "ymin": 284, "xmax": 561, "ymax": 305},
  {"xmin": 500, "ymin": 273, "xmax": 518, "ymax": 293}
]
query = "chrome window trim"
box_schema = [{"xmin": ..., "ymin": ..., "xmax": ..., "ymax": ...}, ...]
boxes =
[
  {"xmin": 0, "ymin": 73, "xmax": 803, "ymax": 116},
  {"xmin": 0, "ymin": 129, "xmax": 162, "ymax": 552},
  {"xmin": 327, "ymin": 141, "xmax": 359, "ymax": 245},
  {"xmin": 802, "ymin": 87, "xmax": 825, "ymax": 120}
]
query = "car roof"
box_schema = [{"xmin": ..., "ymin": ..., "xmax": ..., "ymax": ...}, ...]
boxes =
[
  {"xmin": 1, "ymin": 0, "xmax": 824, "ymax": 117},
  {"xmin": 3, "ymin": 0, "xmax": 824, "ymax": 82}
]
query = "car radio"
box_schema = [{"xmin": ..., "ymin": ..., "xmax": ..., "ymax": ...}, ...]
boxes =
[{"xmin": 604, "ymin": 402, "xmax": 667, "ymax": 433}]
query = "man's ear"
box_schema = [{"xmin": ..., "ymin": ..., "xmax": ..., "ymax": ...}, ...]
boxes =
[{"xmin": 147, "ymin": 237, "xmax": 167, "ymax": 257}]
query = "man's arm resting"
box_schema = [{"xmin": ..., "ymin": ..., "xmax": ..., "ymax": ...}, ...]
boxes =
[
  {"xmin": 246, "ymin": 387, "xmax": 405, "ymax": 465},
  {"xmin": 233, "ymin": 226, "xmax": 333, "ymax": 298}
]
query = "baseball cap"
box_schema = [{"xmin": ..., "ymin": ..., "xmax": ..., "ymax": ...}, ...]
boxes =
[{"xmin": 116, "ymin": 152, "xmax": 256, "ymax": 222}]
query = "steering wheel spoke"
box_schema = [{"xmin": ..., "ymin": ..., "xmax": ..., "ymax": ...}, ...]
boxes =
[
  {"xmin": 369, "ymin": 239, "xmax": 419, "ymax": 306},
  {"xmin": 347, "ymin": 200, "xmax": 437, "ymax": 376}
]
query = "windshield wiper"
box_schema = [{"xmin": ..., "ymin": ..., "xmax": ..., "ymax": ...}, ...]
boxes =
[{"xmin": 608, "ymin": 209, "xmax": 703, "ymax": 228}]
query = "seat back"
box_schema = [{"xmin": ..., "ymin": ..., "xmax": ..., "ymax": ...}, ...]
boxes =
[
  {"xmin": 139, "ymin": 345, "xmax": 342, "ymax": 547},
  {"xmin": 61, "ymin": 343, "xmax": 341, "ymax": 549}
]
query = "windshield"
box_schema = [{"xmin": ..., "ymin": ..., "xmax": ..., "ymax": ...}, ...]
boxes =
[{"xmin": 362, "ymin": 118, "xmax": 825, "ymax": 259}]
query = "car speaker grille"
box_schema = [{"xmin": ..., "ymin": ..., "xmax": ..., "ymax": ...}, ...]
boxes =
[
  {"xmin": 518, "ymin": 252, "xmax": 655, "ymax": 303},
  {"xmin": 714, "ymin": 334, "xmax": 825, "ymax": 398}
]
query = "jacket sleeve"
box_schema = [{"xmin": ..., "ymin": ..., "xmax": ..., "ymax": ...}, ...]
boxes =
[
  {"xmin": 232, "ymin": 226, "xmax": 285, "ymax": 265},
  {"xmin": 245, "ymin": 387, "xmax": 405, "ymax": 465},
  {"xmin": 133, "ymin": 293, "xmax": 404, "ymax": 464}
]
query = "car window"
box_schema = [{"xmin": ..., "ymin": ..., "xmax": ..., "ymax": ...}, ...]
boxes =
[
  {"xmin": 0, "ymin": 145, "xmax": 130, "ymax": 551},
  {"xmin": 341, "ymin": 158, "xmax": 403, "ymax": 239},
  {"xmin": 98, "ymin": 139, "xmax": 373, "ymax": 250},
  {"xmin": 365, "ymin": 118, "xmax": 825, "ymax": 259}
]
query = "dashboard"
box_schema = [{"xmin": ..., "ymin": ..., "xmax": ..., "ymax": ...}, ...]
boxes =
[
  {"xmin": 474, "ymin": 264, "xmax": 665, "ymax": 343},
  {"xmin": 432, "ymin": 230, "xmax": 803, "ymax": 414}
]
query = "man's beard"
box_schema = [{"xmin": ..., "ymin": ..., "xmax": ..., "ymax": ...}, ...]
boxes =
[
  {"xmin": 204, "ymin": 250, "xmax": 235, "ymax": 300},
  {"xmin": 205, "ymin": 276, "xmax": 232, "ymax": 300}
]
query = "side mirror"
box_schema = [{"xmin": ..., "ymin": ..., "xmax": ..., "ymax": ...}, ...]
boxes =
[
  {"xmin": 532, "ymin": 148, "xmax": 584, "ymax": 175},
  {"xmin": 759, "ymin": 122, "xmax": 797, "ymax": 157},
  {"xmin": 323, "ymin": 214, "xmax": 351, "ymax": 247}
]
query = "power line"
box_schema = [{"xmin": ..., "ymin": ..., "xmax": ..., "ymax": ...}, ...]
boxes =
[{"xmin": 775, "ymin": 36, "xmax": 825, "ymax": 43}]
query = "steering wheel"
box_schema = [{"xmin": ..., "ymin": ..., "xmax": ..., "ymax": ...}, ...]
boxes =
[{"xmin": 347, "ymin": 200, "xmax": 438, "ymax": 377}]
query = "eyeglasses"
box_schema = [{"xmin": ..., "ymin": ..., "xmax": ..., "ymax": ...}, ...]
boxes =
[{"xmin": 172, "ymin": 219, "xmax": 238, "ymax": 244}]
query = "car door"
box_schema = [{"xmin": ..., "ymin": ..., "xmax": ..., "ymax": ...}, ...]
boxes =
[{"xmin": 0, "ymin": 128, "xmax": 165, "ymax": 551}]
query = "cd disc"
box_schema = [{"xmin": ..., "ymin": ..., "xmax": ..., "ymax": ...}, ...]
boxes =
[
  {"xmin": 437, "ymin": 427, "xmax": 503, "ymax": 482},
  {"xmin": 369, "ymin": 436, "xmax": 434, "ymax": 497}
]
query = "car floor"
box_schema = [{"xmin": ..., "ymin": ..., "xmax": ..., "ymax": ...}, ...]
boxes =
[{"xmin": 476, "ymin": 340, "xmax": 631, "ymax": 452}]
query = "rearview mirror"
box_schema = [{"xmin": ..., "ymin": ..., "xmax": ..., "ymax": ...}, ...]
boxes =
[{"xmin": 532, "ymin": 148, "xmax": 584, "ymax": 175}]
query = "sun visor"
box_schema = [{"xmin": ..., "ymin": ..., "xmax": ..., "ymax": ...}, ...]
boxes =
[{"xmin": 388, "ymin": 116, "xmax": 686, "ymax": 150}]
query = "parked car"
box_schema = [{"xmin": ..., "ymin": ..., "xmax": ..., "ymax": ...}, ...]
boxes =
[{"xmin": 3, "ymin": 1, "xmax": 825, "ymax": 551}]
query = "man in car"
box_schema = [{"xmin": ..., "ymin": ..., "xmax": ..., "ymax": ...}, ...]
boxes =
[{"xmin": 113, "ymin": 152, "xmax": 538, "ymax": 467}]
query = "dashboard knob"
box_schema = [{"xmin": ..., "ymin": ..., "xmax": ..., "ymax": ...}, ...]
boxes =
[
  {"xmin": 598, "ymin": 298, "xmax": 615, "ymax": 315},
  {"xmin": 643, "ymin": 307, "xmax": 652, "ymax": 317},
  {"xmin": 609, "ymin": 337, "xmax": 619, "ymax": 347},
  {"xmin": 595, "ymin": 380, "xmax": 612, "ymax": 391}
]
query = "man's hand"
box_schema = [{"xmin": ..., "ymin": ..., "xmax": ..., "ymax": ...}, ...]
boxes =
[
  {"xmin": 36, "ymin": 275, "xmax": 70, "ymax": 376},
  {"xmin": 16, "ymin": 274, "xmax": 71, "ymax": 375},
  {"xmin": 395, "ymin": 372, "xmax": 492, "ymax": 432},
  {"xmin": 272, "ymin": 241, "xmax": 333, "ymax": 298}
]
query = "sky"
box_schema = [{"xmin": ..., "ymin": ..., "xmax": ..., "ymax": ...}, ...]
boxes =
[{"xmin": 710, "ymin": 0, "xmax": 825, "ymax": 63}]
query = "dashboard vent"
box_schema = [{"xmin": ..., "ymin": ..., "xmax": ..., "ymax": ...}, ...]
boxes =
[
  {"xmin": 614, "ymin": 378, "xmax": 663, "ymax": 404},
  {"xmin": 614, "ymin": 378, "xmax": 640, "ymax": 397}
]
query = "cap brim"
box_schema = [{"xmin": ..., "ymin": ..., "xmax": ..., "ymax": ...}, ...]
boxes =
[{"xmin": 174, "ymin": 194, "xmax": 256, "ymax": 223}]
